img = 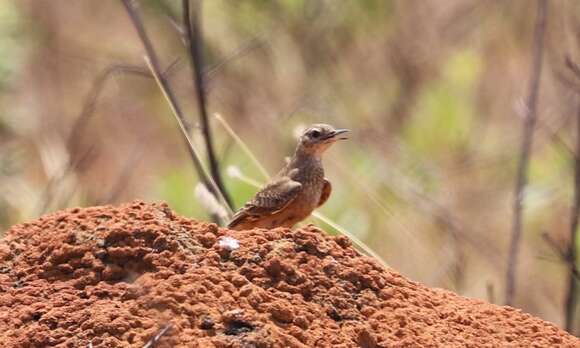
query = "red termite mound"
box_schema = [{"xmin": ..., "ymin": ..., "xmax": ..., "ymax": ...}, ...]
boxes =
[{"xmin": 0, "ymin": 201, "xmax": 577, "ymax": 347}]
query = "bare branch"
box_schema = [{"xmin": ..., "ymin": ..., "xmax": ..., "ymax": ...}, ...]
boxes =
[
  {"xmin": 67, "ymin": 64, "xmax": 151, "ymax": 152},
  {"xmin": 542, "ymin": 232, "xmax": 580, "ymax": 283},
  {"xmin": 36, "ymin": 64, "xmax": 151, "ymax": 214},
  {"xmin": 505, "ymin": 0, "xmax": 548, "ymax": 306},
  {"xmin": 120, "ymin": 1, "xmax": 190, "ymax": 132},
  {"xmin": 486, "ymin": 282, "xmax": 496, "ymax": 304},
  {"xmin": 182, "ymin": 0, "xmax": 233, "ymax": 209},
  {"xmin": 120, "ymin": 0, "xmax": 231, "ymax": 223},
  {"xmin": 542, "ymin": 232, "xmax": 567, "ymax": 257},
  {"xmin": 143, "ymin": 56, "xmax": 233, "ymax": 220},
  {"xmin": 566, "ymin": 56, "xmax": 580, "ymax": 80},
  {"xmin": 37, "ymin": 57, "xmax": 190, "ymax": 214},
  {"xmin": 204, "ymin": 36, "xmax": 265, "ymax": 81},
  {"xmin": 156, "ymin": 0, "xmax": 184, "ymax": 36},
  {"xmin": 536, "ymin": 115, "xmax": 576, "ymax": 161},
  {"xmin": 565, "ymin": 98, "xmax": 580, "ymax": 333}
]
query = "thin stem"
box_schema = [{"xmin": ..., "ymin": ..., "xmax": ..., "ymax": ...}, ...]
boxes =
[
  {"xmin": 121, "ymin": 0, "xmax": 231, "ymax": 222},
  {"xmin": 214, "ymin": 113, "xmax": 270, "ymax": 181},
  {"xmin": 565, "ymin": 100, "xmax": 580, "ymax": 333},
  {"xmin": 120, "ymin": 0, "xmax": 188, "ymax": 131},
  {"xmin": 144, "ymin": 57, "xmax": 233, "ymax": 218},
  {"xmin": 505, "ymin": 0, "xmax": 548, "ymax": 306},
  {"xmin": 37, "ymin": 64, "xmax": 151, "ymax": 214},
  {"xmin": 182, "ymin": 0, "xmax": 233, "ymax": 209}
]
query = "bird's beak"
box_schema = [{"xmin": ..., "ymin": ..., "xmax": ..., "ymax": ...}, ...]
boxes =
[{"xmin": 329, "ymin": 128, "xmax": 349, "ymax": 141}]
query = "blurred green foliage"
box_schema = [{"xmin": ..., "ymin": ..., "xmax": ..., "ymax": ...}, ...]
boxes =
[
  {"xmin": 405, "ymin": 50, "xmax": 480, "ymax": 156},
  {"xmin": 0, "ymin": 2, "xmax": 24, "ymax": 85}
]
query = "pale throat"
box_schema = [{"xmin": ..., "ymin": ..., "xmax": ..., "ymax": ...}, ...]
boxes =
[{"xmin": 293, "ymin": 142, "xmax": 327, "ymax": 162}]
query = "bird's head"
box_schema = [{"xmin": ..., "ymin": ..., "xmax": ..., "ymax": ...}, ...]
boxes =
[{"xmin": 298, "ymin": 124, "xmax": 349, "ymax": 156}]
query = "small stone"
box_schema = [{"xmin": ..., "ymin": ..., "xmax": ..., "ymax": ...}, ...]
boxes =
[
  {"xmin": 218, "ymin": 237, "xmax": 239, "ymax": 251},
  {"xmin": 200, "ymin": 317, "xmax": 214, "ymax": 330},
  {"xmin": 264, "ymin": 258, "xmax": 282, "ymax": 277}
]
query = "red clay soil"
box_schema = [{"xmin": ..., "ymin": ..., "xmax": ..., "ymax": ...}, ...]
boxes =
[{"xmin": 0, "ymin": 201, "xmax": 577, "ymax": 348}]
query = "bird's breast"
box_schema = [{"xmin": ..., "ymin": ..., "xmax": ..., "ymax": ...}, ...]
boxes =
[{"xmin": 293, "ymin": 165, "xmax": 325, "ymax": 212}]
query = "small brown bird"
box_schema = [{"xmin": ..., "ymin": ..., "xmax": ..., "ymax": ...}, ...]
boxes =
[{"xmin": 228, "ymin": 124, "xmax": 349, "ymax": 230}]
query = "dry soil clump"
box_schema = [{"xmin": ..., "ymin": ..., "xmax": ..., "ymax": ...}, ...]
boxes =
[{"xmin": 0, "ymin": 201, "xmax": 577, "ymax": 347}]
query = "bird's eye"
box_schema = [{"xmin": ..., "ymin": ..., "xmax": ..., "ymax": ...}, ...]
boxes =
[{"xmin": 310, "ymin": 129, "xmax": 321, "ymax": 138}]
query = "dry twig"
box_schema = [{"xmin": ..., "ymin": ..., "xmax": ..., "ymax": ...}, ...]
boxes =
[
  {"xmin": 541, "ymin": 233, "xmax": 580, "ymax": 283},
  {"xmin": 564, "ymin": 97, "xmax": 580, "ymax": 333},
  {"xmin": 36, "ymin": 64, "xmax": 147, "ymax": 214},
  {"xmin": 182, "ymin": 0, "xmax": 233, "ymax": 209},
  {"xmin": 505, "ymin": 0, "xmax": 547, "ymax": 306},
  {"xmin": 121, "ymin": 0, "xmax": 232, "ymax": 222}
]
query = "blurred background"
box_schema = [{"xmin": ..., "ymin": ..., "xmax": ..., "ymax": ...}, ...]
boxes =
[{"xmin": 1, "ymin": 0, "xmax": 580, "ymax": 334}]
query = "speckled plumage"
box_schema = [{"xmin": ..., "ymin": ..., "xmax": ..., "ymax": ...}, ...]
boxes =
[{"xmin": 228, "ymin": 124, "xmax": 347, "ymax": 230}]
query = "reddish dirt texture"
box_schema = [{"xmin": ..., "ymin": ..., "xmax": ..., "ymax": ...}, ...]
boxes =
[{"xmin": 0, "ymin": 201, "xmax": 578, "ymax": 348}]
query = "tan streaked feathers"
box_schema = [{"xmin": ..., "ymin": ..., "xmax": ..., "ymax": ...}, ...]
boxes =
[{"xmin": 227, "ymin": 176, "xmax": 302, "ymax": 228}]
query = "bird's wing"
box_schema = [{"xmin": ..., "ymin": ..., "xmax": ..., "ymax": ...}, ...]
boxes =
[
  {"xmin": 228, "ymin": 176, "xmax": 302, "ymax": 228},
  {"xmin": 317, "ymin": 178, "xmax": 332, "ymax": 207}
]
